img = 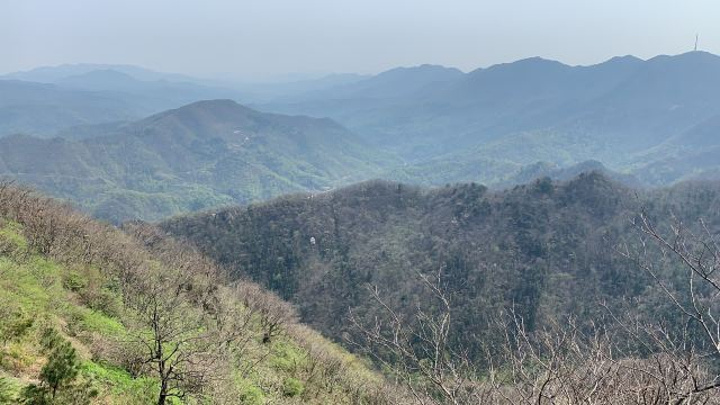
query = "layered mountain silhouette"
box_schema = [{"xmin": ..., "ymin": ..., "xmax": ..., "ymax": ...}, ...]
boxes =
[
  {"xmin": 263, "ymin": 52, "xmax": 720, "ymax": 185},
  {"xmin": 0, "ymin": 67, "xmax": 249, "ymax": 137},
  {"xmin": 4, "ymin": 52, "xmax": 720, "ymax": 221}
]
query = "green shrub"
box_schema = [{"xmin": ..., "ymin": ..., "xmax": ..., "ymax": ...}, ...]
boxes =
[
  {"xmin": 0, "ymin": 377, "xmax": 16, "ymax": 404},
  {"xmin": 282, "ymin": 377, "xmax": 304, "ymax": 397},
  {"xmin": 0, "ymin": 306, "xmax": 34, "ymax": 344},
  {"xmin": 83, "ymin": 287, "xmax": 123, "ymax": 318},
  {"xmin": 19, "ymin": 383, "xmax": 49, "ymax": 405},
  {"xmin": 270, "ymin": 341, "xmax": 307, "ymax": 373},
  {"xmin": 238, "ymin": 383, "xmax": 264, "ymax": 405},
  {"xmin": 22, "ymin": 328, "xmax": 98, "ymax": 404},
  {"xmin": 0, "ymin": 222, "xmax": 27, "ymax": 257},
  {"xmin": 83, "ymin": 362, "xmax": 155, "ymax": 404},
  {"xmin": 62, "ymin": 272, "xmax": 87, "ymax": 293}
]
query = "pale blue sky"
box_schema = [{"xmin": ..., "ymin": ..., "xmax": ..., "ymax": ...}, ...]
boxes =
[{"xmin": 3, "ymin": 0, "xmax": 719, "ymax": 79}]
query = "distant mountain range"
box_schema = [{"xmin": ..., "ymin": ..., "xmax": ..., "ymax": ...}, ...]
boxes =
[
  {"xmin": 2, "ymin": 63, "xmax": 202, "ymax": 83},
  {"xmin": 262, "ymin": 51, "xmax": 720, "ymax": 185},
  {"xmin": 0, "ymin": 65, "xmax": 369, "ymax": 138},
  {"xmin": 0, "ymin": 66, "xmax": 252, "ymax": 137},
  {"xmin": 3, "ymin": 52, "xmax": 720, "ymax": 221}
]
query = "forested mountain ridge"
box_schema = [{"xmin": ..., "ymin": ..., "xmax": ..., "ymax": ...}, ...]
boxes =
[
  {"xmin": 161, "ymin": 172, "xmax": 720, "ymax": 361},
  {"xmin": 0, "ymin": 100, "xmax": 396, "ymax": 222},
  {"xmin": 2, "ymin": 174, "xmax": 720, "ymax": 403}
]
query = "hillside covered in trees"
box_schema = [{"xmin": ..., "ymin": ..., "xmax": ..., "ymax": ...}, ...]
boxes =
[
  {"xmin": 162, "ymin": 173, "xmax": 720, "ymax": 364},
  {"xmin": 0, "ymin": 100, "xmax": 395, "ymax": 223}
]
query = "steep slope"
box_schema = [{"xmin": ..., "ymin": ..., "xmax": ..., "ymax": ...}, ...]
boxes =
[
  {"xmin": 628, "ymin": 110, "xmax": 720, "ymax": 185},
  {"xmin": 162, "ymin": 173, "xmax": 720, "ymax": 361},
  {"xmin": 0, "ymin": 100, "xmax": 398, "ymax": 222},
  {"xmin": 0, "ymin": 184, "xmax": 399, "ymax": 404}
]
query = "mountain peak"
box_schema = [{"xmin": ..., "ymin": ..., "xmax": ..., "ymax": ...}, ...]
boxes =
[
  {"xmin": 143, "ymin": 99, "xmax": 257, "ymax": 127},
  {"xmin": 468, "ymin": 56, "xmax": 569, "ymax": 76},
  {"xmin": 375, "ymin": 64, "xmax": 463, "ymax": 80},
  {"xmin": 646, "ymin": 51, "xmax": 720, "ymax": 66},
  {"xmin": 503, "ymin": 56, "xmax": 568, "ymax": 68},
  {"xmin": 181, "ymin": 98, "xmax": 241, "ymax": 109},
  {"xmin": 64, "ymin": 69, "xmax": 138, "ymax": 81},
  {"xmin": 594, "ymin": 55, "xmax": 644, "ymax": 68}
]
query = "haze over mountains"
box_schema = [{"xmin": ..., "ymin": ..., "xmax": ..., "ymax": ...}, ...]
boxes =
[
  {"xmin": 264, "ymin": 51, "xmax": 720, "ymax": 184},
  {"xmin": 2, "ymin": 51, "xmax": 720, "ymax": 221}
]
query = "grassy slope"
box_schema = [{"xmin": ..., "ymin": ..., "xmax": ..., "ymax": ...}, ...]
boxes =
[{"xmin": 0, "ymin": 221, "xmax": 154, "ymax": 403}]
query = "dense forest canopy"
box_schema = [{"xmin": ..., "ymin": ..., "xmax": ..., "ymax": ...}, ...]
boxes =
[{"xmin": 162, "ymin": 173, "xmax": 720, "ymax": 362}]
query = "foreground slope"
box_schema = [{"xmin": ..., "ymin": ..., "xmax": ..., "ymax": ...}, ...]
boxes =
[
  {"xmin": 0, "ymin": 100, "xmax": 396, "ymax": 222},
  {"xmin": 0, "ymin": 184, "xmax": 399, "ymax": 404}
]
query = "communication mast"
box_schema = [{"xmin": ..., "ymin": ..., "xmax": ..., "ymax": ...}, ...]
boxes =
[{"xmin": 695, "ymin": 34, "xmax": 699, "ymax": 52}]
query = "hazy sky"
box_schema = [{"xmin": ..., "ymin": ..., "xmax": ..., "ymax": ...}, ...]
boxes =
[{"xmin": 3, "ymin": 0, "xmax": 720, "ymax": 80}]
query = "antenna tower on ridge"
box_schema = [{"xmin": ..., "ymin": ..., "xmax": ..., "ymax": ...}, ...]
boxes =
[{"xmin": 695, "ymin": 34, "xmax": 699, "ymax": 52}]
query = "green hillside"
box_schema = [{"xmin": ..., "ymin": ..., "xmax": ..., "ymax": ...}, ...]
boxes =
[{"xmin": 0, "ymin": 100, "xmax": 398, "ymax": 223}]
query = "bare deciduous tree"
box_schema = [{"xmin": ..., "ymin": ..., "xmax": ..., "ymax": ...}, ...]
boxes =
[
  {"xmin": 350, "ymin": 267, "xmax": 480, "ymax": 405},
  {"xmin": 235, "ymin": 282, "xmax": 297, "ymax": 344},
  {"xmin": 351, "ymin": 207, "xmax": 720, "ymax": 405},
  {"xmin": 615, "ymin": 210, "xmax": 720, "ymax": 403}
]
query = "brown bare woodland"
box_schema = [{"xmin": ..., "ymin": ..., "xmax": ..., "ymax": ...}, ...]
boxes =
[{"xmin": 351, "ymin": 211, "xmax": 720, "ymax": 404}]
